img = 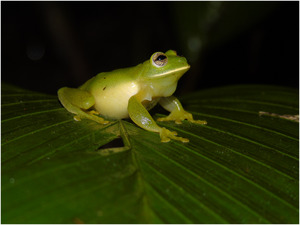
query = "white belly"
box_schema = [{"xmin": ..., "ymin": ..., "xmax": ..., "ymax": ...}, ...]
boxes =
[{"xmin": 92, "ymin": 82, "xmax": 139, "ymax": 119}]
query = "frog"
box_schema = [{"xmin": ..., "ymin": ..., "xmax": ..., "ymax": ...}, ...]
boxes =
[{"xmin": 58, "ymin": 50, "xmax": 207, "ymax": 143}]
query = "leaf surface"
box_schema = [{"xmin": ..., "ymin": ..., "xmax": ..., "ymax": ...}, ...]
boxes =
[{"xmin": 2, "ymin": 84, "xmax": 298, "ymax": 223}]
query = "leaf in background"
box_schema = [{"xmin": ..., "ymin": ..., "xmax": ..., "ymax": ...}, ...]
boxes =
[
  {"xmin": 1, "ymin": 83, "xmax": 298, "ymax": 223},
  {"xmin": 171, "ymin": 2, "xmax": 280, "ymax": 61}
]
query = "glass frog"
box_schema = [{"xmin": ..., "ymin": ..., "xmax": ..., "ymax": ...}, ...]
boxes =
[{"xmin": 58, "ymin": 50, "xmax": 206, "ymax": 143}]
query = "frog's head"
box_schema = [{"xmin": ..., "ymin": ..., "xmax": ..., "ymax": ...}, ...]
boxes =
[
  {"xmin": 139, "ymin": 50, "xmax": 190, "ymax": 97},
  {"xmin": 142, "ymin": 50, "xmax": 190, "ymax": 80}
]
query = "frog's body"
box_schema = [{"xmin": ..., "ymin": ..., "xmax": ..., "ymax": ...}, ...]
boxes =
[
  {"xmin": 58, "ymin": 50, "xmax": 206, "ymax": 143},
  {"xmin": 80, "ymin": 67, "xmax": 140, "ymax": 119}
]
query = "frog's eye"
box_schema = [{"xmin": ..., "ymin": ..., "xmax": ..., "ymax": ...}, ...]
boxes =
[{"xmin": 152, "ymin": 52, "xmax": 168, "ymax": 67}]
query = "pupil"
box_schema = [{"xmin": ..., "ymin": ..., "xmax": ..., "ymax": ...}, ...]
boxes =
[{"xmin": 156, "ymin": 55, "xmax": 166, "ymax": 61}]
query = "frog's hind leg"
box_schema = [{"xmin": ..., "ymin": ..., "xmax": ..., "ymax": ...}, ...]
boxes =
[{"xmin": 58, "ymin": 87, "xmax": 109, "ymax": 124}]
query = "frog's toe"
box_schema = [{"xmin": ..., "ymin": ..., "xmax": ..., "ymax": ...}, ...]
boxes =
[
  {"xmin": 161, "ymin": 136, "xmax": 171, "ymax": 143},
  {"xmin": 191, "ymin": 119, "xmax": 207, "ymax": 125},
  {"xmin": 73, "ymin": 115, "xmax": 82, "ymax": 121},
  {"xmin": 88, "ymin": 110, "xmax": 100, "ymax": 115},
  {"xmin": 159, "ymin": 127, "xmax": 189, "ymax": 143},
  {"xmin": 97, "ymin": 117, "xmax": 110, "ymax": 124},
  {"xmin": 157, "ymin": 117, "xmax": 168, "ymax": 122},
  {"xmin": 175, "ymin": 120, "xmax": 182, "ymax": 124},
  {"xmin": 75, "ymin": 112, "xmax": 110, "ymax": 125}
]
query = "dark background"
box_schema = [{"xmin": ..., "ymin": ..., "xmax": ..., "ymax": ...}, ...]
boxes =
[{"xmin": 2, "ymin": 1, "xmax": 299, "ymax": 95}]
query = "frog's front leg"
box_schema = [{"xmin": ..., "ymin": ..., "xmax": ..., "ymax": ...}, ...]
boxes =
[
  {"xmin": 157, "ymin": 96, "xmax": 207, "ymax": 125},
  {"xmin": 58, "ymin": 87, "xmax": 109, "ymax": 124},
  {"xmin": 128, "ymin": 95, "xmax": 189, "ymax": 143}
]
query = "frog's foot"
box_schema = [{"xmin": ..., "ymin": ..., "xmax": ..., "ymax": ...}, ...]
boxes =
[
  {"xmin": 159, "ymin": 127, "xmax": 189, "ymax": 143},
  {"xmin": 157, "ymin": 110, "xmax": 207, "ymax": 125},
  {"xmin": 73, "ymin": 111, "xmax": 109, "ymax": 125},
  {"xmin": 88, "ymin": 110, "xmax": 100, "ymax": 115}
]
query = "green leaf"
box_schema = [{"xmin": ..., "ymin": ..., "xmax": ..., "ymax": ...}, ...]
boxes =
[{"xmin": 2, "ymin": 83, "xmax": 298, "ymax": 223}]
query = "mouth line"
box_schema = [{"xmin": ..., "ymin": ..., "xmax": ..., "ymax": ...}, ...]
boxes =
[{"xmin": 152, "ymin": 65, "xmax": 190, "ymax": 77}]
